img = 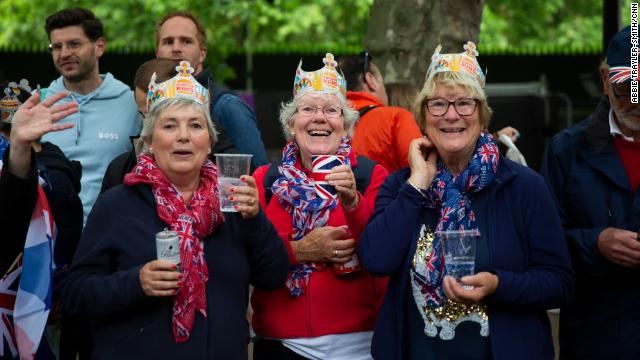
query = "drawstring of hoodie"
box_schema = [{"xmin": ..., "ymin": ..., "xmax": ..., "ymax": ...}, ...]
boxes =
[{"xmin": 69, "ymin": 93, "xmax": 81, "ymax": 145}]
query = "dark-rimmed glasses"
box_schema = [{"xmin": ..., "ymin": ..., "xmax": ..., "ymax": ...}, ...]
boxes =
[{"xmin": 425, "ymin": 98, "xmax": 479, "ymax": 116}]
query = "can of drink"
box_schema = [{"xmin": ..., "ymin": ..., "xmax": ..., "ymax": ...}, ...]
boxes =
[
  {"xmin": 333, "ymin": 254, "xmax": 362, "ymax": 276},
  {"xmin": 156, "ymin": 229, "xmax": 181, "ymax": 272}
]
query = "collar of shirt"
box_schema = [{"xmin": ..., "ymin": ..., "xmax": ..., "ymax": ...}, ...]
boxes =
[{"xmin": 608, "ymin": 108, "xmax": 637, "ymax": 141}]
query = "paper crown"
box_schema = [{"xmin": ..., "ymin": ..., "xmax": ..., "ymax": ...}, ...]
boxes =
[
  {"xmin": 426, "ymin": 41, "xmax": 486, "ymax": 88},
  {"xmin": 293, "ymin": 53, "xmax": 346, "ymax": 98},
  {"xmin": 1, "ymin": 79, "xmax": 32, "ymax": 124},
  {"xmin": 147, "ymin": 61, "xmax": 209, "ymax": 111}
]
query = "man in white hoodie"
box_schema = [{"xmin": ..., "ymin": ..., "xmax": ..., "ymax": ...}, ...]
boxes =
[{"xmin": 42, "ymin": 7, "xmax": 140, "ymax": 223}]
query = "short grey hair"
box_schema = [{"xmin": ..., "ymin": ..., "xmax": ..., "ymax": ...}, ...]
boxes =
[
  {"xmin": 138, "ymin": 97, "xmax": 218, "ymax": 154},
  {"xmin": 278, "ymin": 92, "xmax": 359, "ymax": 141}
]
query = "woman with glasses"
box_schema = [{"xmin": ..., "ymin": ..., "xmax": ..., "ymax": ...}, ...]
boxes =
[
  {"xmin": 359, "ymin": 43, "xmax": 574, "ymax": 359},
  {"xmin": 250, "ymin": 53, "xmax": 389, "ymax": 360}
]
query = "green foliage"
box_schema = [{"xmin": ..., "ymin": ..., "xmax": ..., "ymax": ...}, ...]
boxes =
[
  {"xmin": 480, "ymin": 0, "xmax": 603, "ymax": 54},
  {"xmin": 0, "ymin": 0, "xmax": 373, "ymax": 52},
  {"xmin": 0, "ymin": 0, "xmax": 373, "ymax": 81},
  {"xmin": 0, "ymin": 0, "xmax": 632, "ymax": 77}
]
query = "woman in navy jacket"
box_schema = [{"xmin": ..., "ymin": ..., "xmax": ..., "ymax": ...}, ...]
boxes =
[
  {"xmin": 61, "ymin": 61, "xmax": 289, "ymax": 360},
  {"xmin": 359, "ymin": 43, "xmax": 574, "ymax": 360}
]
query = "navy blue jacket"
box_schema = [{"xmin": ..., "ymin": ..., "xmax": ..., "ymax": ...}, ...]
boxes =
[
  {"xmin": 541, "ymin": 97, "xmax": 640, "ymax": 359},
  {"xmin": 360, "ymin": 160, "xmax": 574, "ymax": 360},
  {"xmin": 62, "ymin": 183, "xmax": 289, "ymax": 360}
]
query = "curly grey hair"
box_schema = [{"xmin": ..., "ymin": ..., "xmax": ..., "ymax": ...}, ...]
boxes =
[
  {"xmin": 138, "ymin": 97, "xmax": 218, "ymax": 154},
  {"xmin": 278, "ymin": 91, "xmax": 359, "ymax": 141}
]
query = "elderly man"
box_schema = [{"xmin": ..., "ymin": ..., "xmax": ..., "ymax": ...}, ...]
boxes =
[{"xmin": 541, "ymin": 25, "xmax": 640, "ymax": 359}]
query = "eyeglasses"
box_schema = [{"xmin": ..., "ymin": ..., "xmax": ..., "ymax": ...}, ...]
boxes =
[
  {"xmin": 360, "ymin": 51, "xmax": 371, "ymax": 80},
  {"xmin": 611, "ymin": 82, "xmax": 631, "ymax": 98},
  {"xmin": 296, "ymin": 104, "xmax": 343, "ymax": 119},
  {"xmin": 425, "ymin": 98, "xmax": 479, "ymax": 116},
  {"xmin": 48, "ymin": 39, "xmax": 91, "ymax": 53}
]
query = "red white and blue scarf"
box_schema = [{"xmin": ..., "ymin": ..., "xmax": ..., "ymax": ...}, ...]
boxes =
[
  {"xmin": 271, "ymin": 138, "xmax": 351, "ymax": 297},
  {"xmin": 412, "ymin": 132, "xmax": 500, "ymax": 308},
  {"xmin": 124, "ymin": 153, "xmax": 223, "ymax": 343}
]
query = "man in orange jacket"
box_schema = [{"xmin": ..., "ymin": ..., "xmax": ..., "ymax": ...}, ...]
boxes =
[{"xmin": 338, "ymin": 53, "xmax": 423, "ymax": 172}]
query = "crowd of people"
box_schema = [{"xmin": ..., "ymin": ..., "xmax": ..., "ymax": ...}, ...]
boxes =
[{"xmin": 0, "ymin": 6, "xmax": 638, "ymax": 360}]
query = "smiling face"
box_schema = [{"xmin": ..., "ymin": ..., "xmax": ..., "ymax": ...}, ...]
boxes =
[
  {"xmin": 148, "ymin": 103, "xmax": 212, "ymax": 183},
  {"xmin": 424, "ymin": 84, "xmax": 482, "ymax": 168},
  {"xmin": 49, "ymin": 25, "xmax": 104, "ymax": 82},
  {"xmin": 289, "ymin": 92, "xmax": 347, "ymax": 168}
]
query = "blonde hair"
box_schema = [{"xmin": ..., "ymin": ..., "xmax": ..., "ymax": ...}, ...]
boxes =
[{"xmin": 415, "ymin": 71, "xmax": 493, "ymax": 132}]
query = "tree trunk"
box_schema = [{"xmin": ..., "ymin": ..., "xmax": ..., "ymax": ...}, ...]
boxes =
[{"xmin": 365, "ymin": 0, "xmax": 485, "ymax": 87}]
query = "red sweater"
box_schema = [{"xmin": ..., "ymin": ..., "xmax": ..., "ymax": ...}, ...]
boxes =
[
  {"xmin": 347, "ymin": 92, "xmax": 423, "ymax": 173},
  {"xmin": 251, "ymin": 153, "xmax": 389, "ymax": 338},
  {"xmin": 613, "ymin": 136, "xmax": 640, "ymax": 193}
]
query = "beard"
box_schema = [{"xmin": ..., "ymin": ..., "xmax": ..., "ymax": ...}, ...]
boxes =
[{"xmin": 55, "ymin": 49, "xmax": 98, "ymax": 83}]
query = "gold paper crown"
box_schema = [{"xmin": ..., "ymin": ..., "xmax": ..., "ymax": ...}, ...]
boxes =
[
  {"xmin": 426, "ymin": 41, "xmax": 486, "ymax": 88},
  {"xmin": 147, "ymin": 61, "xmax": 209, "ymax": 111},
  {"xmin": 1, "ymin": 79, "xmax": 32, "ymax": 123},
  {"xmin": 293, "ymin": 53, "xmax": 347, "ymax": 98}
]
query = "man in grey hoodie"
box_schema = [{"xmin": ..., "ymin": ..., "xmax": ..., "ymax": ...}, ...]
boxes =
[{"xmin": 41, "ymin": 7, "xmax": 140, "ymax": 223}]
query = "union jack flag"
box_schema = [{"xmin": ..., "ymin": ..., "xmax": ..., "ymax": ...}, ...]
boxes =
[
  {"xmin": 466, "ymin": 174, "xmax": 479, "ymax": 191},
  {"xmin": 609, "ymin": 66, "xmax": 632, "ymax": 84},
  {"xmin": 439, "ymin": 206, "xmax": 454, "ymax": 223},
  {"xmin": 478, "ymin": 143, "xmax": 499, "ymax": 165},
  {"xmin": 0, "ymin": 257, "xmax": 21, "ymax": 358},
  {"xmin": 311, "ymin": 155, "xmax": 343, "ymax": 200}
]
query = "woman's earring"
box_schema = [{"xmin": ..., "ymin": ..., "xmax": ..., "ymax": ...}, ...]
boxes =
[
  {"xmin": 290, "ymin": 131, "xmax": 295, "ymax": 138},
  {"xmin": 149, "ymin": 147, "xmax": 153, "ymax": 154}
]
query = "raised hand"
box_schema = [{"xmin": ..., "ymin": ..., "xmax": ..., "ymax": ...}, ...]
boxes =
[
  {"xmin": 10, "ymin": 91, "xmax": 77, "ymax": 146},
  {"xmin": 407, "ymin": 137, "xmax": 438, "ymax": 189},
  {"xmin": 8, "ymin": 91, "xmax": 77, "ymax": 178},
  {"xmin": 230, "ymin": 175, "xmax": 260, "ymax": 219},
  {"xmin": 326, "ymin": 164, "xmax": 359, "ymax": 210}
]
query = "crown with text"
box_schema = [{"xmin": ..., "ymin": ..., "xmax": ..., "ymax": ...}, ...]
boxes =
[
  {"xmin": 426, "ymin": 41, "xmax": 486, "ymax": 88},
  {"xmin": 293, "ymin": 53, "xmax": 347, "ymax": 98},
  {"xmin": 147, "ymin": 61, "xmax": 209, "ymax": 111}
]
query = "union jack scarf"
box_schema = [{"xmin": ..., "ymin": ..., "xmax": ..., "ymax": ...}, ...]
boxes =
[
  {"xmin": 411, "ymin": 132, "xmax": 499, "ymax": 308},
  {"xmin": 124, "ymin": 153, "xmax": 223, "ymax": 343},
  {"xmin": 272, "ymin": 138, "xmax": 351, "ymax": 297}
]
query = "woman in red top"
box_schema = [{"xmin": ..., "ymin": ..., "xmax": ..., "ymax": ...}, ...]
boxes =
[{"xmin": 251, "ymin": 53, "xmax": 388, "ymax": 360}]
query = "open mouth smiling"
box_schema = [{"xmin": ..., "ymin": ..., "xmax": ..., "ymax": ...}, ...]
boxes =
[{"xmin": 307, "ymin": 130, "xmax": 332, "ymax": 136}]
